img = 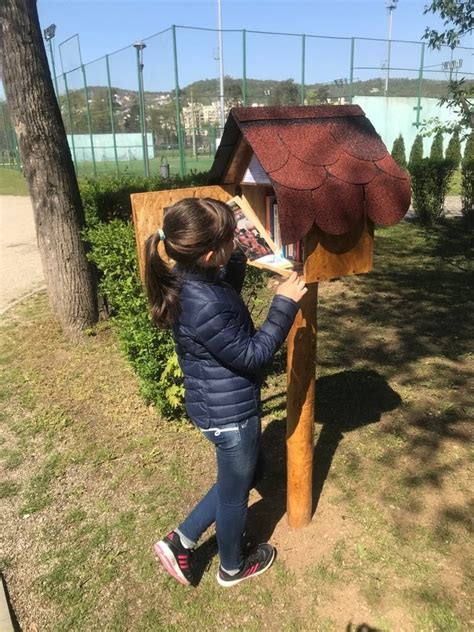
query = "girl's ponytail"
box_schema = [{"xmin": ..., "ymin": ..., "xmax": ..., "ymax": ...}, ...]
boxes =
[{"xmin": 144, "ymin": 231, "xmax": 180, "ymax": 328}]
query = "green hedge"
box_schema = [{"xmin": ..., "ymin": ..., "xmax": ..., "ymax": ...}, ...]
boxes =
[
  {"xmin": 81, "ymin": 172, "xmax": 208, "ymax": 226},
  {"xmin": 408, "ymin": 158, "xmax": 456, "ymax": 226},
  {"xmin": 82, "ymin": 173, "xmax": 207, "ymax": 419},
  {"xmin": 85, "ymin": 218, "xmax": 185, "ymax": 418}
]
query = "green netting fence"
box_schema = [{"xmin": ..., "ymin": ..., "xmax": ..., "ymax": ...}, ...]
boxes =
[{"xmin": 1, "ymin": 25, "xmax": 472, "ymax": 176}]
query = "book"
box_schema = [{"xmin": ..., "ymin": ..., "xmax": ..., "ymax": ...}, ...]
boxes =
[
  {"xmin": 265, "ymin": 196, "xmax": 304, "ymax": 265},
  {"xmin": 227, "ymin": 195, "xmax": 301, "ymax": 277}
]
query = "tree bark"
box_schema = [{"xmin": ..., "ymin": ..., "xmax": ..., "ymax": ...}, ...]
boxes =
[{"xmin": 1, "ymin": 0, "xmax": 98, "ymax": 335}]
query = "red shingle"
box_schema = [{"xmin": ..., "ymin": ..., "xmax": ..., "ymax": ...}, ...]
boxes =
[
  {"xmin": 272, "ymin": 184, "xmax": 316, "ymax": 245},
  {"xmin": 269, "ymin": 154, "xmax": 327, "ymax": 190},
  {"xmin": 364, "ymin": 173, "xmax": 411, "ymax": 225},
  {"xmin": 311, "ymin": 177, "xmax": 365, "ymax": 236},
  {"xmin": 277, "ymin": 122, "xmax": 339, "ymax": 166},
  {"xmin": 233, "ymin": 105, "xmax": 365, "ymax": 122},
  {"xmin": 240, "ymin": 124, "xmax": 290, "ymax": 172},
  {"xmin": 327, "ymin": 152, "xmax": 378, "ymax": 185},
  {"xmin": 375, "ymin": 155, "xmax": 410, "ymax": 180},
  {"xmin": 330, "ymin": 117, "xmax": 388, "ymax": 161}
]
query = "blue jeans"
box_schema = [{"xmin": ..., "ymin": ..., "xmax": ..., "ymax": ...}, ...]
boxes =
[{"xmin": 177, "ymin": 416, "xmax": 262, "ymax": 570}]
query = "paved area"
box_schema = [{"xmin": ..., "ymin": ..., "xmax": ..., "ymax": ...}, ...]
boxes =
[{"xmin": 0, "ymin": 196, "xmax": 45, "ymax": 315}]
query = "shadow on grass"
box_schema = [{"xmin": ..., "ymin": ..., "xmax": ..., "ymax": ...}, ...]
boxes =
[{"xmin": 246, "ymin": 369, "xmax": 401, "ymax": 544}]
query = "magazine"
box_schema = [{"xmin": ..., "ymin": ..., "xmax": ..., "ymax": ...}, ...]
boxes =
[{"xmin": 227, "ymin": 196, "xmax": 301, "ymax": 277}]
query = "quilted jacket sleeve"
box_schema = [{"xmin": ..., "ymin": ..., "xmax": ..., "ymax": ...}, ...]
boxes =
[
  {"xmin": 194, "ymin": 294, "xmax": 299, "ymax": 374},
  {"xmin": 219, "ymin": 249, "xmax": 247, "ymax": 294}
]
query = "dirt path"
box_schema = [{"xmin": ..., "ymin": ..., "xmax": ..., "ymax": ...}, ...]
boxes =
[{"xmin": 0, "ymin": 196, "xmax": 44, "ymax": 315}]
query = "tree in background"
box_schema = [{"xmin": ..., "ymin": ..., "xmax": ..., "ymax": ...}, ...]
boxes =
[
  {"xmin": 409, "ymin": 134, "xmax": 424, "ymax": 167},
  {"xmin": 423, "ymin": 1, "xmax": 473, "ymax": 134},
  {"xmin": 461, "ymin": 133, "xmax": 474, "ymax": 217},
  {"xmin": 1, "ymin": 0, "xmax": 97, "ymax": 336},
  {"xmin": 445, "ymin": 129, "xmax": 462, "ymax": 168},
  {"xmin": 306, "ymin": 86, "xmax": 330, "ymax": 105},
  {"xmin": 270, "ymin": 79, "xmax": 299, "ymax": 106},
  {"xmin": 430, "ymin": 130, "xmax": 444, "ymax": 159},
  {"xmin": 391, "ymin": 134, "xmax": 407, "ymax": 169},
  {"xmin": 224, "ymin": 76, "xmax": 243, "ymax": 107}
]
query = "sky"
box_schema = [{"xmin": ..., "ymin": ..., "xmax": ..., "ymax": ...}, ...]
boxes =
[{"xmin": 30, "ymin": 1, "xmax": 474, "ymax": 94}]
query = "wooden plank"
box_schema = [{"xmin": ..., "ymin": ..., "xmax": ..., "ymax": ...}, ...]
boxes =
[
  {"xmin": 240, "ymin": 184, "xmax": 275, "ymax": 232},
  {"xmin": 131, "ymin": 185, "xmax": 235, "ymax": 278},
  {"xmin": 223, "ymin": 138, "xmax": 253, "ymax": 184},
  {"xmin": 286, "ymin": 234, "xmax": 318, "ymax": 528},
  {"xmin": 304, "ymin": 218, "xmax": 374, "ymax": 283}
]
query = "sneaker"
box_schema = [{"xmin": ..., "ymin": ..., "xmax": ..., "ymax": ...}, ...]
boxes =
[
  {"xmin": 216, "ymin": 543, "xmax": 276, "ymax": 587},
  {"xmin": 153, "ymin": 531, "xmax": 194, "ymax": 586}
]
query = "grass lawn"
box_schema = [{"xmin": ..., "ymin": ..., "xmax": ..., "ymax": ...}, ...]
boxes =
[
  {"xmin": 1, "ymin": 220, "xmax": 473, "ymax": 631},
  {"xmin": 0, "ymin": 167, "xmax": 29, "ymax": 196}
]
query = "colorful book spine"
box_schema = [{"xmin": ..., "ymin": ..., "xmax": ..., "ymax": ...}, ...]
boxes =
[{"xmin": 265, "ymin": 195, "xmax": 305, "ymax": 264}]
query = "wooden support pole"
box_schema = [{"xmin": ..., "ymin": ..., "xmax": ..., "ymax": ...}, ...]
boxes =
[{"xmin": 286, "ymin": 232, "xmax": 319, "ymax": 528}]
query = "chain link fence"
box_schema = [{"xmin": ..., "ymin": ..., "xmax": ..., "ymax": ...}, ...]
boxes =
[{"xmin": 1, "ymin": 25, "xmax": 472, "ymax": 177}]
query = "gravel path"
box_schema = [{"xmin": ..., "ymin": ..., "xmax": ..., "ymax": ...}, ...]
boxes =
[
  {"xmin": 0, "ymin": 196, "xmax": 45, "ymax": 315},
  {"xmin": 0, "ymin": 194, "xmax": 464, "ymax": 315}
]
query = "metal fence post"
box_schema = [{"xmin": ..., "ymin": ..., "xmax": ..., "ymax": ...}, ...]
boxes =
[
  {"xmin": 63, "ymin": 73, "xmax": 78, "ymax": 171},
  {"xmin": 105, "ymin": 54, "xmax": 120, "ymax": 175},
  {"xmin": 301, "ymin": 34, "xmax": 306, "ymax": 105},
  {"xmin": 172, "ymin": 25, "xmax": 185, "ymax": 176},
  {"xmin": 414, "ymin": 43, "xmax": 425, "ymax": 128},
  {"xmin": 242, "ymin": 29, "xmax": 247, "ymax": 106},
  {"xmin": 349, "ymin": 38, "xmax": 355, "ymax": 103},
  {"xmin": 81, "ymin": 63, "xmax": 97, "ymax": 177}
]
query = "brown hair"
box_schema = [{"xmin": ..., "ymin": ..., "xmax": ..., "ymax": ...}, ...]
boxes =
[{"xmin": 144, "ymin": 197, "xmax": 236, "ymax": 328}]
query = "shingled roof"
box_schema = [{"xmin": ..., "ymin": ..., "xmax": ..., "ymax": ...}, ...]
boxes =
[{"xmin": 208, "ymin": 105, "xmax": 411, "ymax": 245}]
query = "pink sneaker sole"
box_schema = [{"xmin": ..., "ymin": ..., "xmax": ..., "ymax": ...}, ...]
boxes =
[{"xmin": 153, "ymin": 541, "xmax": 190, "ymax": 586}]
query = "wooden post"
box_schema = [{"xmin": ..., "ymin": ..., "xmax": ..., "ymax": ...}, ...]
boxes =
[{"xmin": 286, "ymin": 231, "xmax": 319, "ymax": 528}]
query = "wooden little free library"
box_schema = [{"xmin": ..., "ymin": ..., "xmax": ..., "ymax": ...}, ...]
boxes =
[{"xmin": 131, "ymin": 105, "xmax": 411, "ymax": 528}]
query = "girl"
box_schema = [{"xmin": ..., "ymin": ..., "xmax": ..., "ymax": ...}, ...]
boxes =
[{"xmin": 144, "ymin": 197, "xmax": 306, "ymax": 588}]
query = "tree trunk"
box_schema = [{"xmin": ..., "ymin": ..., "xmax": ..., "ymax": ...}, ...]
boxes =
[{"xmin": 1, "ymin": 0, "xmax": 98, "ymax": 336}]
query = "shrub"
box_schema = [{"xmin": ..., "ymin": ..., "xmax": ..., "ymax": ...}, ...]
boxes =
[
  {"xmin": 408, "ymin": 158, "xmax": 456, "ymax": 226},
  {"xmin": 409, "ymin": 135, "xmax": 424, "ymax": 167},
  {"xmin": 430, "ymin": 130, "xmax": 444, "ymax": 160},
  {"xmin": 391, "ymin": 134, "xmax": 407, "ymax": 169},
  {"xmin": 445, "ymin": 130, "xmax": 462, "ymax": 168},
  {"xmin": 461, "ymin": 133, "xmax": 474, "ymax": 219},
  {"xmin": 80, "ymin": 171, "xmax": 209, "ymax": 226},
  {"xmin": 85, "ymin": 219, "xmax": 185, "ymax": 418}
]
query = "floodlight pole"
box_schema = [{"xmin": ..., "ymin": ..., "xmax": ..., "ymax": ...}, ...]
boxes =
[
  {"xmin": 134, "ymin": 41, "xmax": 150, "ymax": 177},
  {"xmin": 384, "ymin": 0, "xmax": 398, "ymax": 96},
  {"xmin": 217, "ymin": 0, "xmax": 226, "ymax": 132},
  {"xmin": 44, "ymin": 24, "xmax": 59, "ymax": 97}
]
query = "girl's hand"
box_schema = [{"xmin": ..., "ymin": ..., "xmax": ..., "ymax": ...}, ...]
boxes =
[{"xmin": 275, "ymin": 272, "xmax": 307, "ymax": 303}]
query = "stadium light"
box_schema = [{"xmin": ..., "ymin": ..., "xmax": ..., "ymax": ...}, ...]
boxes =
[{"xmin": 384, "ymin": 0, "xmax": 399, "ymax": 95}]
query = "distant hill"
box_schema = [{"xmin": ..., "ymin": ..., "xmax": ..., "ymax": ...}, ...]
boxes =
[{"xmin": 77, "ymin": 76, "xmax": 462, "ymax": 108}]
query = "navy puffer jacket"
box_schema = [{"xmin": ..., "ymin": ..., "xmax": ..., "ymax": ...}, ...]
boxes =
[{"xmin": 172, "ymin": 251, "xmax": 299, "ymax": 429}]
